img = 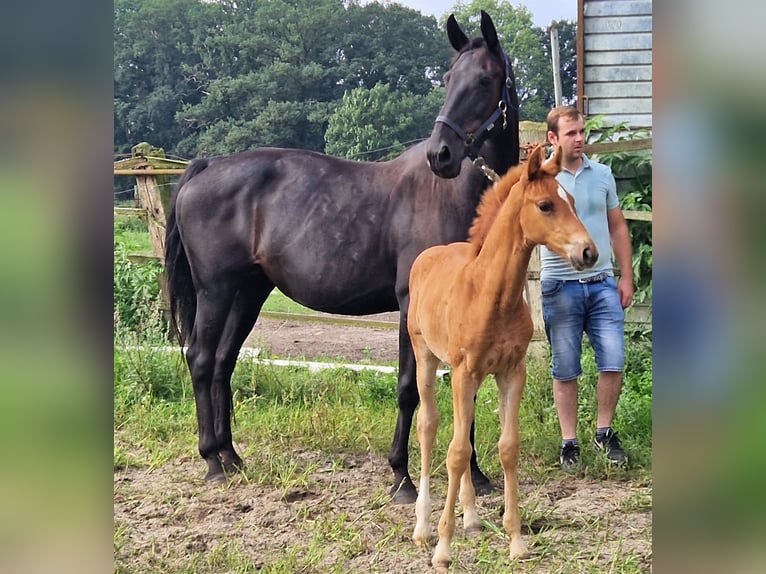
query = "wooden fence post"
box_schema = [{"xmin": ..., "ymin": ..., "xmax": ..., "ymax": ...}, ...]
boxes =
[{"xmin": 134, "ymin": 174, "xmax": 167, "ymax": 264}]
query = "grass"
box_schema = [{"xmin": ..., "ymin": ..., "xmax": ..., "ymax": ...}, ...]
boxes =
[
  {"xmin": 114, "ymin": 335, "xmax": 652, "ymax": 572},
  {"xmin": 114, "ymin": 211, "xmax": 652, "ymax": 573}
]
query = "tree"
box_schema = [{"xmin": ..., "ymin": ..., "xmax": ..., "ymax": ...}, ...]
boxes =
[
  {"xmin": 114, "ymin": 0, "xmax": 213, "ymax": 154},
  {"xmin": 541, "ymin": 19, "xmax": 577, "ymax": 106},
  {"xmin": 338, "ymin": 2, "xmax": 450, "ymax": 95},
  {"xmin": 325, "ymin": 83, "xmax": 444, "ymax": 160},
  {"xmin": 174, "ymin": 0, "xmax": 349, "ymax": 156}
]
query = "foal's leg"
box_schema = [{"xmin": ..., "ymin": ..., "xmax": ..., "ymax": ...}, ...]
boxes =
[
  {"xmin": 185, "ymin": 279, "xmax": 238, "ymax": 483},
  {"xmin": 433, "ymin": 367, "xmax": 478, "ymax": 570},
  {"xmin": 411, "ymin": 345, "xmax": 441, "ymax": 546},
  {"xmin": 211, "ymin": 277, "xmax": 274, "ymax": 474},
  {"xmin": 496, "ymin": 362, "xmax": 531, "ymax": 560}
]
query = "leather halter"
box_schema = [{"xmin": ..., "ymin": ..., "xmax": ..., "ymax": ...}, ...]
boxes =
[{"xmin": 434, "ymin": 49, "xmax": 518, "ymax": 163}]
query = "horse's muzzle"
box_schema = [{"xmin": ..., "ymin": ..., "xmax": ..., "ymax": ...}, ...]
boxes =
[
  {"xmin": 426, "ymin": 144, "xmax": 462, "ymax": 179},
  {"xmin": 570, "ymin": 243, "xmax": 599, "ymax": 271}
]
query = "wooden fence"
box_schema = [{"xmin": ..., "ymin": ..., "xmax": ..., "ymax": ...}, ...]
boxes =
[{"xmin": 115, "ymin": 139, "xmax": 652, "ymax": 341}]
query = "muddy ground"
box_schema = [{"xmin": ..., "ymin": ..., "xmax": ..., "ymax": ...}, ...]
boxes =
[{"xmin": 114, "ymin": 316, "xmax": 652, "ymax": 572}]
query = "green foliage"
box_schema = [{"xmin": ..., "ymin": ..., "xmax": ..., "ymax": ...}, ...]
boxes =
[
  {"xmin": 114, "ymin": 0, "xmax": 576, "ymax": 156},
  {"xmin": 114, "ymin": 214, "xmax": 152, "ymax": 254},
  {"xmin": 584, "ymin": 115, "xmax": 653, "ymax": 304},
  {"xmin": 114, "ymin": 0, "xmax": 213, "ymax": 154},
  {"xmin": 325, "ymin": 83, "xmax": 444, "ymax": 160},
  {"xmin": 113, "ymin": 244, "xmax": 166, "ymax": 336}
]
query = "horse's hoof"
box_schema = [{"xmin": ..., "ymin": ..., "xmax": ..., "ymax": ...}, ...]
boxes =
[
  {"xmin": 465, "ymin": 524, "xmax": 483, "ymax": 538},
  {"xmin": 390, "ymin": 477, "xmax": 418, "ymax": 504},
  {"xmin": 204, "ymin": 471, "xmax": 227, "ymax": 484},
  {"xmin": 510, "ymin": 543, "xmax": 532, "ymax": 561},
  {"xmin": 223, "ymin": 459, "xmax": 245, "ymax": 475},
  {"xmin": 471, "ymin": 472, "xmax": 493, "ymax": 496}
]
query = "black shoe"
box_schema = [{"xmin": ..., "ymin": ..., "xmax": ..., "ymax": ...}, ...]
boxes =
[
  {"xmin": 560, "ymin": 441, "xmax": 580, "ymax": 471},
  {"xmin": 594, "ymin": 428, "xmax": 627, "ymax": 466}
]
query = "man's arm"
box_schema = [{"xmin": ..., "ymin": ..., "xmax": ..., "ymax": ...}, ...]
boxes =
[{"xmin": 607, "ymin": 206, "xmax": 634, "ymax": 308}]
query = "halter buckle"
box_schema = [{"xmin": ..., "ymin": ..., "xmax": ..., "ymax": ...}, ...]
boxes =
[{"xmin": 498, "ymin": 100, "xmax": 507, "ymax": 130}]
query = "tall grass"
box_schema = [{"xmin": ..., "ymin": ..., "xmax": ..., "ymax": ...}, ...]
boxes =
[
  {"xmin": 115, "ymin": 338, "xmax": 652, "ymax": 482},
  {"xmin": 114, "ymin": 212, "xmax": 652, "ymax": 573},
  {"xmin": 114, "ymin": 212, "xmax": 652, "ymax": 478}
]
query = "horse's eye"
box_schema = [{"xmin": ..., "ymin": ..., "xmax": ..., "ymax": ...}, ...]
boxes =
[
  {"xmin": 479, "ymin": 76, "xmax": 491, "ymax": 88},
  {"xmin": 538, "ymin": 201, "xmax": 553, "ymax": 213}
]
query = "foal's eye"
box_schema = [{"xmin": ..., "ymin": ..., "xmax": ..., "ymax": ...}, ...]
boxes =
[{"xmin": 538, "ymin": 201, "xmax": 554, "ymax": 213}]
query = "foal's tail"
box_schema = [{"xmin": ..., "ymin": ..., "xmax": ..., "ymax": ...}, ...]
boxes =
[{"xmin": 165, "ymin": 158, "xmax": 209, "ymax": 346}]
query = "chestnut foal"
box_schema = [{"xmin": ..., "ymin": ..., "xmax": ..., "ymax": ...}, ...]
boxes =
[{"xmin": 407, "ymin": 145, "xmax": 597, "ymax": 569}]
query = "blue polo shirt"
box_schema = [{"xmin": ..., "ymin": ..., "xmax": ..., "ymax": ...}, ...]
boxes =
[{"xmin": 540, "ymin": 154, "xmax": 620, "ymax": 280}]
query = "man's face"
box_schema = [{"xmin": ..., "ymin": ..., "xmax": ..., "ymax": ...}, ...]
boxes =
[{"xmin": 548, "ymin": 115, "xmax": 585, "ymax": 163}]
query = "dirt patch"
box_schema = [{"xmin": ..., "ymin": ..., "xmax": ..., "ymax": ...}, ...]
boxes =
[
  {"xmin": 245, "ymin": 312, "xmax": 401, "ymax": 364},
  {"xmin": 114, "ymin": 317, "xmax": 652, "ymax": 572},
  {"xmin": 114, "ymin": 453, "xmax": 651, "ymax": 573}
]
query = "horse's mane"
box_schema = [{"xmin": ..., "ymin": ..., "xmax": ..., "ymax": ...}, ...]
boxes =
[{"xmin": 468, "ymin": 163, "xmax": 525, "ymax": 252}]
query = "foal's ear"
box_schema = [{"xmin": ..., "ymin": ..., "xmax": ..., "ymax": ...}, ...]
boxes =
[
  {"xmin": 542, "ymin": 145, "xmax": 564, "ymax": 176},
  {"xmin": 480, "ymin": 10, "xmax": 499, "ymax": 51},
  {"xmin": 447, "ymin": 14, "xmax": 469, "ymax": 52},
  {"xmin": 525, "ymin": 145, "xmax": 546, "ymax": 180}
]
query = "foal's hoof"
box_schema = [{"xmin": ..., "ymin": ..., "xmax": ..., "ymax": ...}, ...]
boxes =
[
  {"xmin": 465, "ymin": 524, "xmax": 483, "ymax": 538},
  {"xmin": 510, "ymin": 542, "xmax": 532, "ymax": 561},
  {"xmin": 390, "ymin": 476, "xmax": 418, "ymax": 505}
]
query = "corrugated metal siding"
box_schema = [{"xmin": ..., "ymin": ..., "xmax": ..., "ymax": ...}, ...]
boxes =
[{"xmin": 579, "ymin": 0, "xmax": 652, "ymax": 129}]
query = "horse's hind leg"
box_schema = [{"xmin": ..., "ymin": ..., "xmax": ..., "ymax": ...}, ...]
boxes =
[
  {"xmin": 185, "ymin": 279, "xmax": 239, "ymax": 483},
  {"xmin": 212, "ymin": 276, "xmax": 274, "ymax": 474}
]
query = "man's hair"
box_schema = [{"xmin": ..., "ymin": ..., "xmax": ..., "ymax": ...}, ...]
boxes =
[{"xmin": 547, "ymin": 106, "xmax": 582, "ymax": 135}]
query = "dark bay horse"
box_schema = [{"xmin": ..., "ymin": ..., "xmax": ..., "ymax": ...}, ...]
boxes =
[{"xmin": 165, "ymin": 11, "xmax": 519, "ymax": 504}]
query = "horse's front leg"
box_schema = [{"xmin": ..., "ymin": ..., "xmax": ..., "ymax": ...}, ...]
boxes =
[
  {"xmin": 469, "ymin": 402, "xmax": 493, "ymax": 495},
  {"xmin": 496, "ymin": 362, "xmax": 531, "ymax": 560},
  {"xmin": 412, "ymin": 344, "xmax": 441, "ymax": 545},
  {"xmin": 433, "ymin": 368, "xmax": 478, "ymax": 570},
  {"xmin": 388, "ymin": 315, "xmax": 419, "ymax": 504}
]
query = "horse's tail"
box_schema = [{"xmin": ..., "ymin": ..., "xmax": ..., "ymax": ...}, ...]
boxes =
[{"xmin": 165, "ymin": 158, "xmax": 209, "ymax": 346}]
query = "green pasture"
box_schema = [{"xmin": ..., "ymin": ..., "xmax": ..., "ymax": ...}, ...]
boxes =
[{"xmin": 114, "ymin": 211, "xmax": 652, "ymax": 573}]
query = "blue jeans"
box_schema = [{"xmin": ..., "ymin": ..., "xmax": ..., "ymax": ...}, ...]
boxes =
[{"xmin": 541, "ymin": 276, "xmax": 625, "ymax": 381}]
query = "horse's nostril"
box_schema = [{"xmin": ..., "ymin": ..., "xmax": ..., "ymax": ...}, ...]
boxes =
[
  {"xmin": 438, "ymin": 146, "xmax": 451, "ymax": 164},
  {"xmin": 583, "ymin": 246, "xmax": 596, "ymax": 265}
]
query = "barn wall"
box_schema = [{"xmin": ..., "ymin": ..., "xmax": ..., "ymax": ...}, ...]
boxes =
[{"xmin": 578, "ymin": 0, "xmax": 653, "ymax": 129}]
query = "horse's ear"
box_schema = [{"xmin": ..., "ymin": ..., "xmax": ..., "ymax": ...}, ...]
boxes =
[
  {"xmin": 525, "ymin": 145, "xmax": 545, "ymax": 180},
  {"xmin": 541, "ymin": 145, "xmax": 563, "ymax": 177},
  {"xmin": 480, "ymin": 10, "xmax": 499, "ymax": 51},
  {"xmin": 447, "ymin": 14, "xmax": 469, "ymax": 52}
]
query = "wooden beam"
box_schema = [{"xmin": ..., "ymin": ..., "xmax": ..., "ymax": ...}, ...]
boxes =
[
  {"xmin": 114, "ymin": 168, "xmax": 187, "ymax": 175},
  {"xmin": 114, "ymin": 207, "xmax": 146, "ymax": 218},
  {"xmin": 623, "ymin": 210, "xmax": 652, "ymax": 222},
  {"xmin": 584, "ymin": 138, "xmax": 652, "ymax": 154}
]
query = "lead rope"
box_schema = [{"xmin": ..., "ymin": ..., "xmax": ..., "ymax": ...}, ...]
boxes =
[{"xmin": 472, "ymin": 156, "xmax": 500, "ymax": 183}]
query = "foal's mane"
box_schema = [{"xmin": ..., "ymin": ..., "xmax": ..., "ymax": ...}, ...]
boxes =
[{"xmin": 468, "ymin": 163, "xmax": 525, "ymax": 252}]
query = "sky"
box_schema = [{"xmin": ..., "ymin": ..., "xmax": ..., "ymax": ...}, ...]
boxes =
[{"xmin": 390, "ymin": 0, "xmax": 576, "ymax": 28}]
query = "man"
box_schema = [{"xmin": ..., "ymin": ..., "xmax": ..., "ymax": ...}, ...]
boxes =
[{"xmin": 541, "ymin": 106, "xmax": 634, "ymax": 470}]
